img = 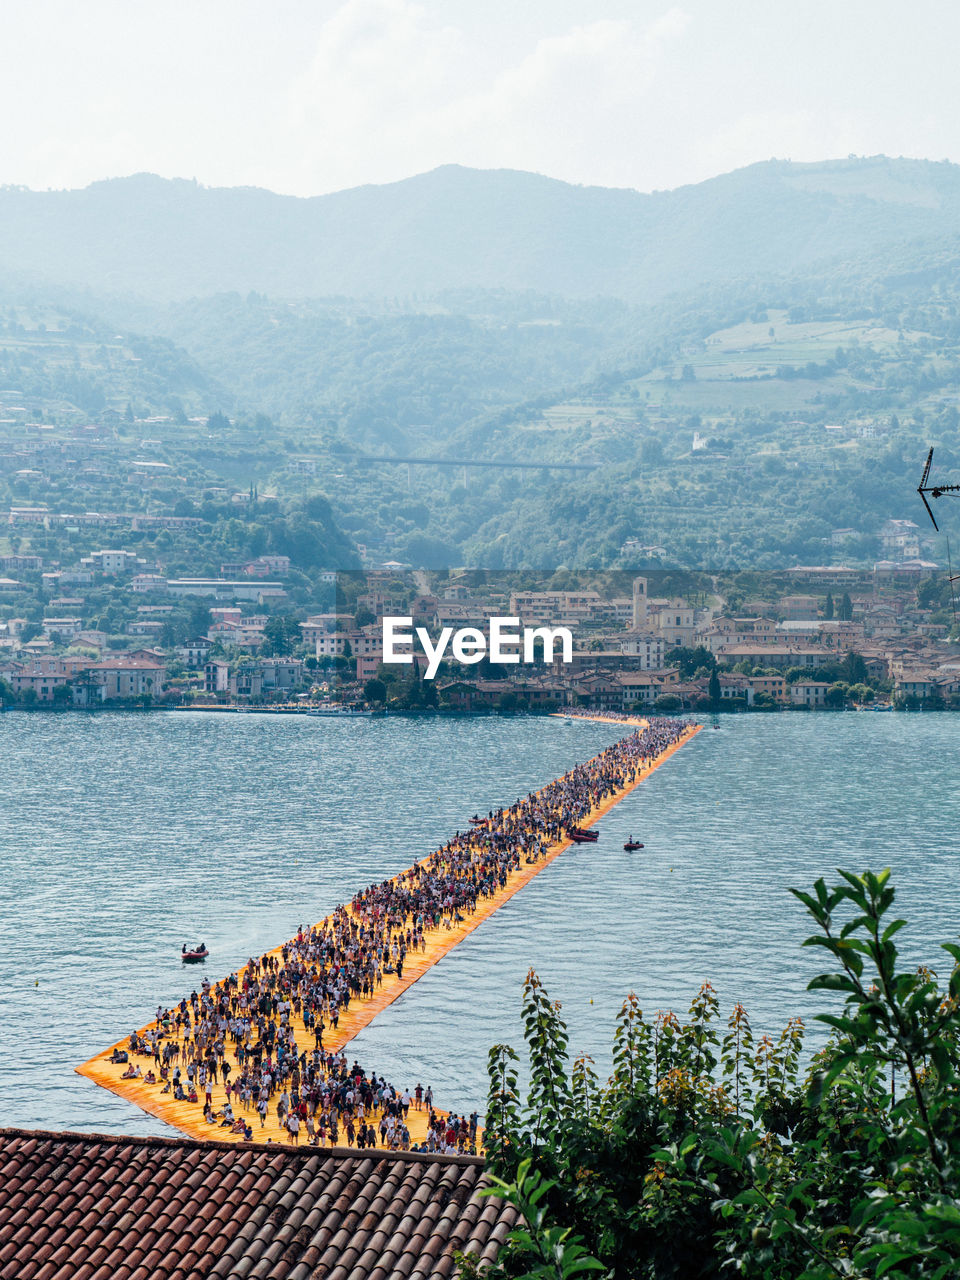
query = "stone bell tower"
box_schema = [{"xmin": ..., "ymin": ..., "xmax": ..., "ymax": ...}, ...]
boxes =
[{"xmin": 632, "ymin": 576, "xmax": 649, "ymax": 630}]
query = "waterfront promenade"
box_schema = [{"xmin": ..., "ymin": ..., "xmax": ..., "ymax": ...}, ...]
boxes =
[{"xmin": 77, "ymin": 719, "xmax": 700, "ymax": 1148}]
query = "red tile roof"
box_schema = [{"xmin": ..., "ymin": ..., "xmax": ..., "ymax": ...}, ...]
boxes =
[{"xmin": 0, "ymin": 1128, "xmax": 519, "ymax": 1280}]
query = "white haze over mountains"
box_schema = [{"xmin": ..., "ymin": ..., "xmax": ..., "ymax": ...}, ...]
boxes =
[{"xmin": 1, "ymin": 0, "xmax": 958, "ymax": 198}]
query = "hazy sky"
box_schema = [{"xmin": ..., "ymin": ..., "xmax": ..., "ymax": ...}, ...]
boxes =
[{"xmin": 4, "ymin": 0, "xmax": 959, "ymax": 196}]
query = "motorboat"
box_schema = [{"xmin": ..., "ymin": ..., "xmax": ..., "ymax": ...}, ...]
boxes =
[
  {"xmin": 181, "ymin": 944, "xmax": 209, "ymax": 963},
  {"xmin": 307, "ymin": 706, "xmax": 374, "ymax": 717},
  {"xmin": 623, "ymin": 839, "xmax": 644, "ymax": 851},
  {"xmin": 568, "ymin": 827, "xmax": 599, "ymax": 844}
]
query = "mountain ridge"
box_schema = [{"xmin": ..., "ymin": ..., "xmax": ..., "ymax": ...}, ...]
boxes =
[{"xmin": 3, "ymin": 155, "xmax": 960, "ymax": 303}]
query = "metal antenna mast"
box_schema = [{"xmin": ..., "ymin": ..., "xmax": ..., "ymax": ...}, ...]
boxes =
[{"xmin": 917, "ymin": 446, "xmax": 960, "ymax": 531}]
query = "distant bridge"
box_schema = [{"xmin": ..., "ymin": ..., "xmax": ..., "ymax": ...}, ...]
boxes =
[{"xmin": 348, "ymin": 452, "xmax": 598, "ymax": 474}]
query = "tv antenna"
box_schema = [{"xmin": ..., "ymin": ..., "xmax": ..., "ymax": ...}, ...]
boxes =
[
  {"xmin": 917, "ymin": 447, "xmax": 960, "ymax": 629},
  {"xmin": 917, "ymin": 446, "xmax": 960, "ymax": 531}
]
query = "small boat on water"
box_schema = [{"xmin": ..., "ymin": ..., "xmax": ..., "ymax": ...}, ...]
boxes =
[
  {"xmin": 181, "ymin": 943, "xmax": 209, "ymax": 963},
  {"xmin": 307, "ymin": 706, "xmax": 374, "ymax": 717},
  {"xmin": 624, "ymin": 839, "xmax": 644, "ymax": 851},
  {"xmin": 568, "ymin": 826, "xmax": 599, "ymax": 844}
]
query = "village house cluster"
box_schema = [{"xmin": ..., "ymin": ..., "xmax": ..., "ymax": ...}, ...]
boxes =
[
  {"xmin": 1, "ymin": 556, "xmax": 957, "ymax": 710},
  {"xmin": 298, "ymin": 562, "xmax": 959, "ymax": 713},
  {"xmin": 0, "ymin": 492, "xmax": 955, "ymax": 710}
]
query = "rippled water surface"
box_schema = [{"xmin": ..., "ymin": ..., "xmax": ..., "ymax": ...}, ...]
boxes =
[{"xmin": 2, "ymin": 710, "xmax": 959, "ymax": 1135}]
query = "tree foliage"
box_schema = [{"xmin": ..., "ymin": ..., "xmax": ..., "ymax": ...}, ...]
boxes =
[
  {"xmin": 480, "ymin": 869, "xmax": 960, "ymax": 1280},
  {"xmin": 261, "ymin": 613, "xmax": 302, "ymax": 655}
]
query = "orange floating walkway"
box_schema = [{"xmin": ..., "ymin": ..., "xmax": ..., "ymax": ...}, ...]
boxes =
[
  {"xmin": 550, "ymin": 711, "xmax": 649, "ymax": 727},
  {"xmin": 77, "ymin": 722, "xmax": 701, "ymax": 1147}
]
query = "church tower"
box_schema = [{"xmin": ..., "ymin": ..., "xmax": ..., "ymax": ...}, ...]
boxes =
[{"xmin": 632, "ymin": 576, "xmax": 649, "ymax": 630}]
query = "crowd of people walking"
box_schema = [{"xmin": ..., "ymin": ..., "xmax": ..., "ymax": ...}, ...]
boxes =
[{"xmin": 110, "ymin": 720, "xmax": 692, "ymax": 1149}]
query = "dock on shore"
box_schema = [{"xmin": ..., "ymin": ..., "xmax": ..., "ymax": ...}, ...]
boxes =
[{"xmin": 76, "ymin": 721, "xmax": 701, "ymax": 1148}]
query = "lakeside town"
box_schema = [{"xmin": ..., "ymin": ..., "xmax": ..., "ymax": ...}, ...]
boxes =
[
  {"xmin": 1, "ymin": 525, "xmax": 958, "ymax": 710},
  {"xmin": 11, "ymin": 10, "xmax": 960, "ymax": 1271}
]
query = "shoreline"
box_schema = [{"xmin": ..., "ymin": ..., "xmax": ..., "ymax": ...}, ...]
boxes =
[
  {"xmin": 0, "ymin": 703, "xmax": 908, "ymax": 717},
  {"xmin": 76, "ymin": 721, "xmax": 701, "ymax": 1146}
]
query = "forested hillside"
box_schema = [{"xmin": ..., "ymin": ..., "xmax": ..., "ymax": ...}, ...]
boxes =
[{"xmin": 3, "ymin": 156, "xmax": 960, "ymax": 568}]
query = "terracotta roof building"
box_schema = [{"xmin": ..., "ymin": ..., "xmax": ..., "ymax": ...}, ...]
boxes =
[{"xmin": 0, "ymin": 1128, "xmax": 519, "ymax": 1280}]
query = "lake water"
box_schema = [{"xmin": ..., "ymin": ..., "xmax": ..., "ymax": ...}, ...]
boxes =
[{"xmin": 2, "ymin": 710, "xmax": 959, "ymax": 1136}]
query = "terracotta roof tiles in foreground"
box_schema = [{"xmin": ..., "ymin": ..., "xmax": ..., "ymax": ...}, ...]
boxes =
[{"xmin": 0, "ymin": 1128, "xmax": 519, "ymax": 1280}]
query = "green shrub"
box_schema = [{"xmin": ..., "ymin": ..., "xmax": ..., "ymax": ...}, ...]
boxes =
[{"xmin": 480, "ymin": 870, "xmax": 960, "ymax": 1279}]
